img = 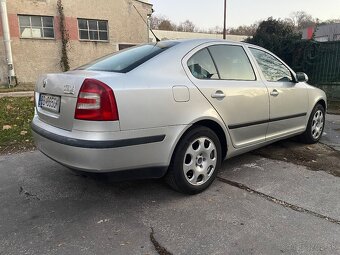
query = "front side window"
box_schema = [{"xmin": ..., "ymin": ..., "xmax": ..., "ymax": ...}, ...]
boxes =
[
  {"xmin": 250, "ymin": 48, "xmax": 293, "ymax": 82},
  {"xmin": 78, "ymin": 19, "xmax": 108, "ymax": 41},
  {"xmin": 208, "ymin": 45, "xmax": 256, "ymax": 81},
  {"xmin": 187, "ymin": 49, "xmax": 219, "ymax": 79},
  {"xmin": 18, "ymin": 15, "xmax": 54, "ymax": 39}
]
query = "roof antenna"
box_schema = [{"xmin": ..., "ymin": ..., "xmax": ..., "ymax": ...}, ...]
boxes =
[{"xmin": 132, "ymin": 4, "xmax": 160, "ymax": 42}]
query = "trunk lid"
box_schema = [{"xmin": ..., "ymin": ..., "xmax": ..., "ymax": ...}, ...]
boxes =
[{"xmin": 35, "ymin": 70, "xmax": 121, "ymax": 131}]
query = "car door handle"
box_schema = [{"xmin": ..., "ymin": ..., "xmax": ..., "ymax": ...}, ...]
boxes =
[
  {"xmin": 211, "ymin": 91, "xmax": 226, "ymax": 99},
  {"xmin": 270, "ymin": 89, "xmax": 279, "ymax": 97}
]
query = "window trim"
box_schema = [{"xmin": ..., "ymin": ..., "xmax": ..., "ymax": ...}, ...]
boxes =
[
  {"xmin": 77, "ymin": 18, "xmax": 109, "ymax": 42},
  {"xmin": 18, "ymin": 14, "xmax": 55, "ymax": 40},
  {"xmin": 249, "ymin": 47, "xmax": 295, "ymax": 83}
]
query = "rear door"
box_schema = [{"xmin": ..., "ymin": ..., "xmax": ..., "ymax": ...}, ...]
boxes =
[
  {"xmin": 249, "ymin": 47, "xmax": 308, "ymax": 140},
  {"xmin": 184, "ymin": 43, "xmax": 269, "ymax": 148}
]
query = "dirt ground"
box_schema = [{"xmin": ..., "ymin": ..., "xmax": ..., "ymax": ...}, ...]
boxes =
[
  {"xmin": 253, "ymin": 139, "xmax": 340, "ymax": 177},
  {"xmin": 328, "ymin": 101, "xmax": 340, "ymax": 115}
]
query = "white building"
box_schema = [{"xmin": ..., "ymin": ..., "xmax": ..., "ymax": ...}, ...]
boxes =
[{"xmin": 150, "ymin": 30, "xmax": 249, "ymax": 43}]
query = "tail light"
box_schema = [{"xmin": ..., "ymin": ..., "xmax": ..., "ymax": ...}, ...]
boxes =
[{"xmin": 75, "ymin": 79, "xmax": 119, "ymax": 121}]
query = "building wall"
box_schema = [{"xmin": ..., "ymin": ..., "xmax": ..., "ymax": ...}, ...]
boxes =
[
  {"xmin": 302, "ymin": 23, "xmax": 340, "ymax": 42},
  {"xmin": 150, "ymin": 30, "xmax": 249, "ymax": 43},
  {"xmin": 0, "ymin": 0, "xmax": 152, "ymax": 84}
]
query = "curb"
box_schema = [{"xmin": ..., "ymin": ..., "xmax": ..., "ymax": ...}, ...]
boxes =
[{"xmin": 0, "ymin": 91, "xmax": 34, "ymax": 98}]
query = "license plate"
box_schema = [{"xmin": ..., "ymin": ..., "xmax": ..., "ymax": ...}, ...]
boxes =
[{"xmin": 39, "ymin": 94, "xmax": 61, "ymax": 113}]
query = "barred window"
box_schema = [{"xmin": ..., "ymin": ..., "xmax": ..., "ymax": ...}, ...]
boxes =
[
  {"xmin": 78, "ymin": 19, "xmax": 108, "ymax": 41},
  {"xmin": 18, "ymin": 15, "xmax": 54, "ymax": 39}
]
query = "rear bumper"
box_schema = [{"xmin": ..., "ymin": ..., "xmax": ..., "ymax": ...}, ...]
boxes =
[{"xmin": 31, "ymin": 116, "xmax": 186, "ymax": 173}]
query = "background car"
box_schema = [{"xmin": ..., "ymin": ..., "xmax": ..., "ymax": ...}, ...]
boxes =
[{"xmin": 32, "ymin": 39, "xmax": 327, "ymax": 194}]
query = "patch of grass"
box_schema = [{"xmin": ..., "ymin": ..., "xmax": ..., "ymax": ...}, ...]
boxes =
[
  {"xmin": 328, "ymin": 100, "xmax": 340, "ymax": 115},
  {"xmin": 0, "ymin": 97, "xmax": 35, "ymax": 154},
  {"xmin": 0, "ymin": 83, "xmax": 35, "ymax": 93}
]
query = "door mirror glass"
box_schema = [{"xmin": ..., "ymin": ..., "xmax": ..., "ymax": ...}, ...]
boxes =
[{"xmin": 296, "ymin": 72, "xmax": 309, "ymax": 83}]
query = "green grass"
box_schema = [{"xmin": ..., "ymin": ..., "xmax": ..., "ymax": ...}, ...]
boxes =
[{"xmin": 0, "ymin": 97, "xmax": 35, "ymax": 154}]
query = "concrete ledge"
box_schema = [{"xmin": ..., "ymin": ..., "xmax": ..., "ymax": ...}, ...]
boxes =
[{"xmin": 0, "ymin": 91, "xmax": 34, "ymax": 98}]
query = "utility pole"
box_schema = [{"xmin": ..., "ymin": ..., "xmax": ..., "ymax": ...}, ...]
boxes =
[
  {"xmin": 0, "ymin": 0, "xmax": 16, "ymax": 86},
  {"xmin": 223, "ymin": 0, "xmax": 227, "ymax": 39}
]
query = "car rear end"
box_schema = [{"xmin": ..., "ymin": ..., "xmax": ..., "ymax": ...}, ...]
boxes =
[
  {"xmin": 32, "ymin": 71, "xmax": 172, "ymax": 174},
  {"xmin": 32, "ymin": 42, "xmax": 183, "ymax": 174}
]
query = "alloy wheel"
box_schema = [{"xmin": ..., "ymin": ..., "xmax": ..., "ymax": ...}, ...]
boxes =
[
  {"xmin": 311, "ymin": 110, "xmax": 324, "ymax": 140},
  {"xmin": 183, "ymin": 137, "xmax": 217, "ymax": 186}
]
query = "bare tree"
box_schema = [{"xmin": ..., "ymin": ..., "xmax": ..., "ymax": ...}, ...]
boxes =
[
  {"xmin": 150, "ymin": 16, "xmax": 176, "ymax": 31},
  {"xmin": 288, "ymin": 11, "xmax": 316, "ymax": 30},
  {"xmin": 227, "ymin": 24, "xmax": 258, "ymax": 36},
  {"xmin": 178, "ymin": 20, "xmax": 196, "ymax": 32},
  {"xmin": 207, "ymin": 26, "xmax": 223, "ymax": 34},
  {"xmin": 158, "ymin": 19, "xmax": 176, "ymax": 31}
]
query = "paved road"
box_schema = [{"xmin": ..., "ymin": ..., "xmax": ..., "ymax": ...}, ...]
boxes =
[
  {"xmin": 322, "ymin": 114, "xmax": 340, "ymax": 151},
  {"xmin": 0, "ymin": 149, "xmax": 339, "ymax": 255}
]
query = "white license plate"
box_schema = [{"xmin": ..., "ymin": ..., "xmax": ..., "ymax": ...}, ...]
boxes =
[{"xmin": 39, "ymin": 94, "xmax": 61, "ymax": 113}]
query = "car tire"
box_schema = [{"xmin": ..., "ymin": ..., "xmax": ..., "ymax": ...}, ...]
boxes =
[
  {"xmin": 299, "ymin": 104, "xmax": 325, "ymax": 144},
  {"xmin": 165, "ymin": 126, "xmax": 222, "ymax": 194}
]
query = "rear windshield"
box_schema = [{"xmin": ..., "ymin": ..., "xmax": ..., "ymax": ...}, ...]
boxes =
[{"xmin": 77, "ymin": 41, "xmax": 178, "ymax": 73}]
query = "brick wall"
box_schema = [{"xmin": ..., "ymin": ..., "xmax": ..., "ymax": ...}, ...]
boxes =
[{"xmin": 0, "ymin": 0, "xmax": 152, "ymax": 84}]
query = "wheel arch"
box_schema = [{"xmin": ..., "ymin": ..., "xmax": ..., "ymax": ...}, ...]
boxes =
[
  {"xmin": 168, "ymin": 118, "xmax": 229, "ymax": 169},
  {"xmin": 316, "ymin": 99, "xmax": 326, "ymax": 111},
  {"xmin": 191, "ymin": 120, "xmax": 228, "ymax": 160}
]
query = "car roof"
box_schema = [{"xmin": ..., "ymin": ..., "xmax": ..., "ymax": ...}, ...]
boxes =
[
  {"xmin": 162, "ymin": 38, "xmax": 270, "ymax": 53},
  {"xmin": 160, "ymin": 38, "xmax": 246, "ymax": 45},
  {"xmin": 157, "ymin": 38, "xmax": 263, "ymax": 50}
]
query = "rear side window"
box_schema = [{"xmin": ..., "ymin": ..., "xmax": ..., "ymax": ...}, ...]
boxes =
[
  {"xmin": 208, "ymin": 45, "xmax": 256, "ymax": 81},
  {"xmin": 250, "ymin": 48, "xmax": 293, "ymax": 82},
  {"xmin": 187, "ymin": 49, "xmax": 219, "ymax": 80},
  {"xmin": 78, "ymin": 42, "xmax": 178, "ymax": 73}
]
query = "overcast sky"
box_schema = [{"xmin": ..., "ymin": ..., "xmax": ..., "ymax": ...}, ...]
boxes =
[{"xmin": 150, "ymin": 0, "xmax": 340, "ymax": 29}]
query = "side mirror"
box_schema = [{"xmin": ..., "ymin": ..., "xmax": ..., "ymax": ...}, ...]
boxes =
[{"xmin": 296, "ymin": 72, "xmax": 309, "ymax": 83}]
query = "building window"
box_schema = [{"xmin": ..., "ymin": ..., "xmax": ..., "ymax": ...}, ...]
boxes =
[
  {"xmin": 78, "ymin": 19, "xmax": 108, "ymax": 41},
  {"xmin": 18, "ymin": 15, "xmax": 54, "ymax": 39},
  {"xmin": 334, "ymin": 34, "xmax": 340, "ymax": 41},
  {"xmin": 315, "ymin": 36, "xmax": 329, "ymax": 42}
]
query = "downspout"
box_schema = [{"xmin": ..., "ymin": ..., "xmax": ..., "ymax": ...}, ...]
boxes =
[{"xmin": 0, "ymin": 0, "xmax": 16, "ymax": 86}]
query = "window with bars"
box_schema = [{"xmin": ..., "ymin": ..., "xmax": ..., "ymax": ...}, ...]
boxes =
[
  {"xmin": 78, "ymin": 19, "xmax": 108, "ymax": 41},
  {"xmin": 18, "ymin": 15, "xmax": 54, "ymax": 39}
]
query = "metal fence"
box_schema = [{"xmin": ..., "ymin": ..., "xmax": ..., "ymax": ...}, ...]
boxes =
[{"xmin": 291, "ymin": 41, "xmax": 340, "ymax": 101}]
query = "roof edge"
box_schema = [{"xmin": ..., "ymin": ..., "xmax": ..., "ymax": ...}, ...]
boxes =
[{"xmin": 133, "ymin": 0, "xmax": 153, "ymax": 6}]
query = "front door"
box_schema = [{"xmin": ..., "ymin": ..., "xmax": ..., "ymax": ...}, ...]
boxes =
[
  {"xmin": 249, "ymin": 48, "xmax": 308, "ymax": 140},
  {"xmin": 184, "ymin": 43, "xmax": 269, "ymax": 148}
]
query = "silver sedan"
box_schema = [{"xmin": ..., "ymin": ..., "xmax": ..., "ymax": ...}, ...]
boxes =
[{"xmin": 32, "ymin": 39, "xmax": 327, "ymax": 194}]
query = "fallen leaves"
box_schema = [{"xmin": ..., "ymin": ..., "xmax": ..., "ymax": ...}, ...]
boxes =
[
  {"xmin": 20, "ymin": 130, "xmax": 28, "ymax": 135},
  {"xmin": 97, "ymin": 219, "xmax": 110, "ymax": 224},
  {"xmin": 2, "ymin": 125, "xmax": 12, "ymax": 130}
]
